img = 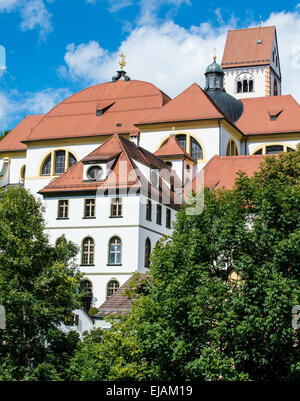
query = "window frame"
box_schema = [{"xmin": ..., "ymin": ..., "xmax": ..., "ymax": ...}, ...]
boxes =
[
  {"xmin": 108, "ymin": 236, "xmax": 122, "ymax": 266},
  {"xmin": 106, "ymin": 280, "xmax": 120, "ymax": 299},
  {"xmin": 144, "ymin": 237, "xmax": 151, "ymax": 268},
  {"xmin": 57, "ymin": 199, "xmax": 69, "ymax": 219},
  {"xmin": 146, "ymin": 199, "xmax": 152, "ymax": 221},
  {"xmin": 81, "ymin": 237, "xmax": 95, "ymax": 266},
  {"xmin": 110, "ymin": 198, "xmax": 122, "ymax": 218},
  {"xmin": 84, "ymin": 198, "xmax": 96, "ymax": 219},
  {"xmin": 156, "ymin": 204, "xmax": 162, "ymax": 225},
  {"xmin": 166, "ymin": 208, "xmax": 171, "ymax": 229}
]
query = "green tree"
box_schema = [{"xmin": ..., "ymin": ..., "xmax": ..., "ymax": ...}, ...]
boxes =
[
  {"xmin": 0, "ymin": 130, "xmax": 10, "ymax": 141},
  {"xmin": 0, "ymin": 186, "xmax": 82, "ymax": 380},
  {"xmin": 84, "ymin": 147, "xmax": 300, "ymax": 381}
]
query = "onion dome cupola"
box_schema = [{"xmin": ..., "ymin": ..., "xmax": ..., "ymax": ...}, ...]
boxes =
[{"xmin": 204, "ymin": 55, "xmax": 244, "ymax": 123}]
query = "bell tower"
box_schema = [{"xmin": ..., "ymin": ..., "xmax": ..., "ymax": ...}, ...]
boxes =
[{"xmin": 221, "ymin": 26, "xmax": 281, "ymax": 99}]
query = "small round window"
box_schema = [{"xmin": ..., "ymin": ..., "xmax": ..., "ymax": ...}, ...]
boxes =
[{"xmin": 87, "ymin": 166, "xmax": 102, "ymax": 181}]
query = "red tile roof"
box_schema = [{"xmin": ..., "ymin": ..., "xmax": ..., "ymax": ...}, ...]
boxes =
[
  {"xmin": 23, "ymin": 80, "xmax": 170, "ymax": 143},
  {"xmin": 137, "ymin": 83, "xmax": 224, "ymax": 125},
  {"xmin": 221, "ymin": 26, "xmax": 276, "ymax": 68},
  {"xmin": 0, "ymin": 114, "xmax": 44, "ymax": 153},
  {"xmin": 154, "ymin": 134, "xmax": 194, "ymax": 160},
  {"xmin": 40, "ymin": 134, "xmax": 181, "ymax": 205},
  {"xmin": 95, "ymin": 274, "xmax": 149, "ymax": 316},
  {"xmin": 236, "ymin": 95, "xmax": 300, "ymax": 135},
  {"xmin": 184, "ymin": 154, "xmax": 266, "ymax": 195}
]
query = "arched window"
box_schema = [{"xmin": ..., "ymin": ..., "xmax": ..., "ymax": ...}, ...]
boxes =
[
  {"xmin": 81, "ymin": 237, "xmax": 95, "ymax": 265},
  {"xmin": 226, "ymin": 140, "xmax": 239, "ymax": 156},
  {"xmin": 176, "ymin": 134, "xmax": 187, "ymax": 151},
  {"xmin": 81, "ymin": 280, "xmax": 93, "ymax": 314},
  {"xmin": 108, "ymin": 236, "xmax": 121, "ymax": 265},
  {"xmin": 253, "ymin": 144, "xmax": 295, "ymax": 155},
  {"xmin": 55, "ymin": 150, "xmax": 66, "ymax": 175},
  {"xmin": 249, "ymin": 80, "xmax": 254, "ymax": 92},
  {"xmin": 145, "ymin": 237, "xmax": 151, "ymax": 268},
  {"xmin": 106, "ymin": 280, "xmax": 119, "ymax": 299},
  {"xmin": 237, "ymin": 81, "xmax": 242, "ymax": 93},
  {"xmin": 243, "ymin": 80, "xmax": 248, "ymax": 92},
  {"xmin": 41, "ymin": 150, "xmax": 77, "ymax": 176},
  {"xmin": 20, "ymin": 165, "xmax": 26, "ymax": 183},
  {"xmin": 42, "ymin": 155, "xmax": 51, "ymax": 175},
  {"xmin": 191, "ymin": 137, "xmax": 203, "ymax": 159}
]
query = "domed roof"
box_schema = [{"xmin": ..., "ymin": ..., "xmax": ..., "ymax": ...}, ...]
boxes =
[
  {"xmin": 206, "ymin": 89, "xmax": 244, "ymax": 122},
  {"xmin": 24, "ymin": 80, "xmax": 171, "ymax": 143},
  {"xmin": 205, "ymin": 58, "xmax": 224, "ymax": 74}
]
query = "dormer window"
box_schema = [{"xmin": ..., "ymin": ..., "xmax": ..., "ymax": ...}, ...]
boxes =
[
  {"xmin": 87, "ymin": 166, "xmax": 103, "ymax": 181},
  {"xmin": 96, "ymin": 103, "xmax": 114, "ymax": 117},
  {"xmin": 269, "ymin": 109, "xmax": 282, "ymax": 121}
]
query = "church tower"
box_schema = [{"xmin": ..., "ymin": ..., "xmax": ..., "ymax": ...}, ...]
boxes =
[{"xmin": 221, "ymin": 26, "xmax": 281, "ymax": 99}]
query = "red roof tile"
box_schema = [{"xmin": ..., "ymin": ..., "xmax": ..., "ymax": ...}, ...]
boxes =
[
  {"xmin": 24, "ymin": 80, "xmax": 170, "ymax": 143},
  {"xmin": 184, "ymin": 154, "xmax": 266, "ymax": 194},
  {"xmin": 137, "ymin": 83, "xmax": 224, "ymax": 125},
  {"xmin": 236, "ymin": 95, "xmax": 300, "ymax": 135},
  {"xmin": 0, "ymin": 114, "xmax": 44, "ymax": 153},
  {"xmin": 40, "ymin": 134, "xmax": 181, "ymax": 205},
  {"xmin": 221, "ymin": 26, "xmax": 276, "ymax": 68},
  {"xmin": 95, "ymin": 274, "xmax": 149, "ymax": 316},
  {"xmin": 154, "ymin": 134, "xmax": 194, "ymax": 160}
]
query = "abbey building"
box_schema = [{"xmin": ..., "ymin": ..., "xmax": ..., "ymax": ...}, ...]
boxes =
[{"xmin": 0, "ymin": 26, "xmax": 299, "ymax": 329}]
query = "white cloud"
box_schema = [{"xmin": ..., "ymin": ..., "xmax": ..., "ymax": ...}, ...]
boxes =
[
  {"xmin": 58, "ymin": 21, "xmax": 229, "ymax": 97},
  {"xmin": 0, "ymin": 88, "xmax": 70, "ymax": 130},
  {"xmin": 0, "ymin": 0, "xmax": 20, "ymax": 11},
  {"xmin": 20, "ymin": 0, "xmax": 53, "ymax": 39},
  {"xmin": 0, "ymin": 0, "xmax": 52, "ymax": 39},
  {"xmin": 58, "ymin": 6, "xmax": 300, "ymax": 103}
]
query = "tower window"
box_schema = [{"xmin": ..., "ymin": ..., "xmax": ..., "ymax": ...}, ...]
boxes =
[
  {"xmin": 243, "ymin": 80, "xmax": 248, "ymax": 92},
  {"xmin": 237, "ymin": 81, "xmax": 242, "ymax": 93}
]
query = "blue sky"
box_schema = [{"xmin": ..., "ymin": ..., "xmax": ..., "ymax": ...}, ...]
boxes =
[{"xmin": 1, "ymin": 0, "xmax": 300, "ymax": 130}]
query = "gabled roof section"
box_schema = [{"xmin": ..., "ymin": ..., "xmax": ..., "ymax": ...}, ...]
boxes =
[
  {"xmin": 23, "ymin": 80, "xmax": 171, "ymax": 143},
  {"xmin": 184, "ymin": 154, "xmax": 266, "ymax": 195},
  {"xmin": 0, "ymin": 114, "xmax": 44, "ymax": 153},
  {"xmin": 221, "ymin": 26, "xmax": 276, "ymax": 68},
  {"xmin": 236, "ymin": 95, "xmax": 300, "ymax": 135},
  {"xmin": 137, "ymin": 83, "xmax": 224, "ymax": 125},
  {"xmin": 40, "ymin": 134, "xmax": 181, "ymax": 205},
  {"xmin": 154, "ymin": 135, "xmax": 194, "ymax": 160}
]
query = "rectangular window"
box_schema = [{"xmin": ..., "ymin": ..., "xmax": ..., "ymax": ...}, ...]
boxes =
[
  {"xmin": 84, "ymin": 199, "xmax": 95, "ymax": 218},
  {"xmin": 110, "ymin": 198, "xmax": 122, "ymax": 217},
  {"xmin": 166, "ymin": 208, "xmax": 171, "ymax": 229},
  {"xmin": 58, "ymin": 200, "xmax": 69, "ymax": 219},
  {"xmin": 156, "ymin": 204, "xmax": 162, "ymax": 225},
  {"xmin": 146, "ymin": 199, "xmax": 152, "ymax": 221}
]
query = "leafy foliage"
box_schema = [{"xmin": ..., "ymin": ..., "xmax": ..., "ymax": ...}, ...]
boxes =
[
  {"xmin": 0, "ymin": 187, "xmax": 82, "ymax": 380},
  {"xmin": 77, "ymin": 146, "xmax": 300, "ymax": 381}
]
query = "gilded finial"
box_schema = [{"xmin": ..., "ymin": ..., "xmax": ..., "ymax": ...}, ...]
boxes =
[
  {"xmin": 119, "ymin": 51, "xmax": 126, "ymax": 70},
  {"xmin": 213, "ymin": 48, "xmax": 216, "ymax": 61}
]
